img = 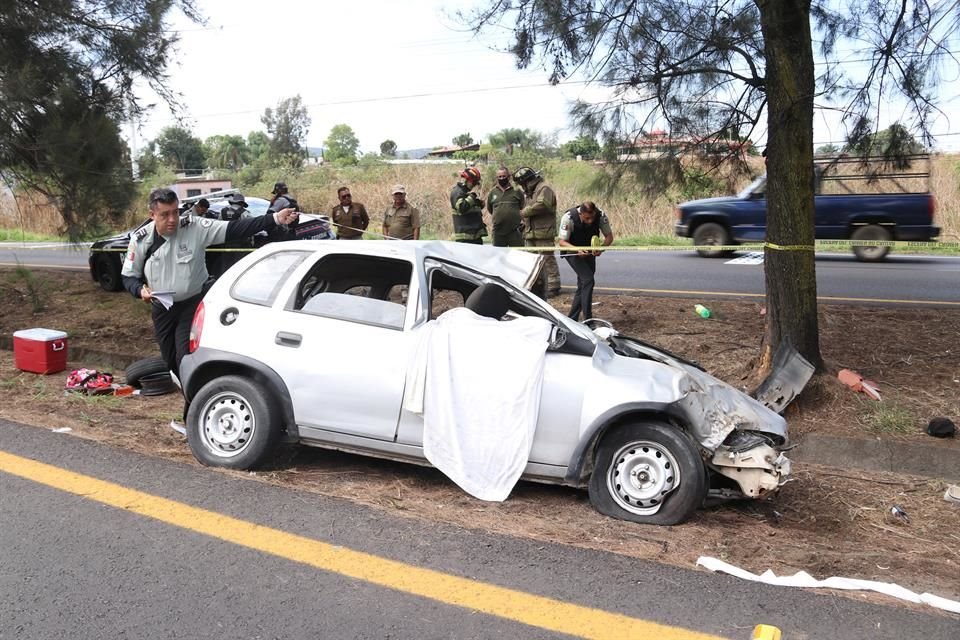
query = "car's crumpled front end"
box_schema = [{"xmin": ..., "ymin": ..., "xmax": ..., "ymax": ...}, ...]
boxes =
[{"xmin": 595, "ymin": 326, "xmax": 793, "ymax": 501}]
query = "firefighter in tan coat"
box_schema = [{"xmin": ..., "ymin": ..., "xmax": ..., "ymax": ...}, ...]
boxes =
[{"xmin": 513, "ymin": 167, "xmax": 560, "ymax": 297}]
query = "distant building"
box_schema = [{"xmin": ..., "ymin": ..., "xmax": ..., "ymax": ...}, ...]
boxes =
[
  {"xmin": 426, "ymin": 143, "xmax": 481, "ymax": 158},
  {"xmin": 170, "ymin": 175, "xmax": 232, "ymax": 200},
  {"xmin": 616, "ymin": 129, "xmax": 750, "ymax": 161}
]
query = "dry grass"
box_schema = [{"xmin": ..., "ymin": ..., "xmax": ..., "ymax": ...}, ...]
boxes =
[{"xmin": 3, "ymin": 154, "xmax": 959, "ymax": 242}]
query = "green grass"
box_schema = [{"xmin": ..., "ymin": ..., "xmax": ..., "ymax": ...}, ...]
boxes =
[
  {"xmin": 0, "ymin": 227, "xmax": 66, "ymax": 242},
  {"xmin": 66, "ymin": 393, "xmax": 125, "ymax": 410},
  {"xmin": 861, "ymin": 402, "xmax": 917, "ymax": 434},
  {"xmin": 615, "ymin": 234, "xmax": 691, "ymax": 247}
]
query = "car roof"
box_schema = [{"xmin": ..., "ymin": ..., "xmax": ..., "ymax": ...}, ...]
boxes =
[{"xmin": 253, "ymin": 240, "xmax": 543, "ymax": 290}]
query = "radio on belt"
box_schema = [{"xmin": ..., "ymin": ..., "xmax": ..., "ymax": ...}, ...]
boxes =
[{"xmin": 13, "ymin": 328, "xmax": 69, "ymax": 374}]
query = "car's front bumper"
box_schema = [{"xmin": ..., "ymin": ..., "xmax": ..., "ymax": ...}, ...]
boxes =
[{"xmin": 709, "ymin": 444, "xmax": 791, "ymax": 498}]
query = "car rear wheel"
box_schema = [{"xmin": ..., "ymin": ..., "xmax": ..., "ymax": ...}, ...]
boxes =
[
  {"xmin": 692, "ymin": 223, "xmax": 734, "ymax": 258},
  {"xmin": 186, "ymin": 375, "xmax": 281, "ymax": 469},
  {"xmin": 851, "ymin": 224, "xmax": 892, "ymax": 262},
  {"xmin": 95, "ymin": 254, "xmax": 123, "ymax": 291},
  {"xmin": 588, "ymin": 421, "xmax": 706, "ymax": 525}
]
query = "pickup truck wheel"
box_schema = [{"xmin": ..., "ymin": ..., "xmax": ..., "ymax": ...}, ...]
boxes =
[
  {"xmin": 186, "ymin": 375, "xmax": 282, "ymax": 470},
  {"xmin": 95, "ymin": 254, "xmax": 123, "ymax": 291},
  {"xmin": 851, "ymin": 225, "xmax": 891, "ymax": 262},
  {"xmin": 588, "ymin": 421, "xmax": 706, "ymax": 525},
  {"xmin": 692, "ymin": 223, "xmax": 734, "ymax": 258}
]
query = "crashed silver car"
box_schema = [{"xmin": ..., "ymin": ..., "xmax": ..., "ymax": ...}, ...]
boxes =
[{"xmin": 180, "ymin": 241, "xmax": 794, "ymax": 525}]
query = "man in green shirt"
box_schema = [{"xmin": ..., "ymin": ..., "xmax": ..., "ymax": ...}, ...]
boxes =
[
  {"xmin": 485, "ymin": 166, "xmax": 524, "ymax": 247},
  {"xmin": 383, "ymin": 185, "xmax": 421, "ymax": 240}
]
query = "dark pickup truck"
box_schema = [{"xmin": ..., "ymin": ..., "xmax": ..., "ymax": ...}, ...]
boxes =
[{"xmin": 674, "ymin": 165, "xmax": 940, "ymax": 261}]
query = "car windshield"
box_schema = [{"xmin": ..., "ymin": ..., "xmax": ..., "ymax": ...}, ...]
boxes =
[{"xmin": 737, "ymin": 175, "xmax": 766, "ymax": 199}]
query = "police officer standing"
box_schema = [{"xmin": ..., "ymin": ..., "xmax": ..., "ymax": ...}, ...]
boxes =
[
  {"xmin": 331, "ymin": 186, "xmax": 369, "ymax": 239},
  {"xmin": 450, "ymin": 166, "xmax": 488, "ymax": 244},
  {"xmin": 121, "ymin": 187, "xmax": 297, "ymax": 379},
  {"xmin": 486, "ymin": 166, "xmax": 524, "ymax": 247},
  {"xmin": 188, "ymin": 198, "xmax": 212, "ymax": 218},
  {"xmin": 513, "ymin": 167, "xmax": 560, "ymax": 297},
  {"xmin": 557, "ymin": 201, "xmax": 614, "ymax": 321},
  {"xmin": 382, "ymin": 185, "xmax": 421, "ymax": 240}
]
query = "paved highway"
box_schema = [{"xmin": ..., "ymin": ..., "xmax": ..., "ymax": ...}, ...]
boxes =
[
  {"xmin": 2, "ymin": 419, "xmax": 957, "ymax": 639},
  {"xmin": 2, "ymin": 242, "xmax": 959, "ymax": 304}
]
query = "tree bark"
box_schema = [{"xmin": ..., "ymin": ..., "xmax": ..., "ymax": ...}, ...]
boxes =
[{"xmin": 756, "ymin": 0, "xmax": 824, "ymax": 371}]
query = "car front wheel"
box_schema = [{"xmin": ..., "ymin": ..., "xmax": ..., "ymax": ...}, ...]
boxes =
[
  {"xmin": 588, "ymin": 421, "xmax": 706, "ymax": 525},
  {"xmin": 95, "ymin": 254, "xmax": 123, "ymax": 291},
  {"xmin": 186, "ymin": 375, "xmax": 281, "ymax": 469}
]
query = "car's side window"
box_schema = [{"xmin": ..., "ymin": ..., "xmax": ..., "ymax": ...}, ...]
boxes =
[
  {"xmin": 230, "ymin": 251, "xmax": 311, "ymax": 306},
  {"xmin": 293, "ymin": 254, "xmax": 412, "ymax": 330},
  {"xmin": 428, "ymin": 270, "xmax": 470, "ymax": 319}
]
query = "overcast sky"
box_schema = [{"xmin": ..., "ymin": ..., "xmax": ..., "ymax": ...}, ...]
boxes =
[{"xmin": 131, "ymin": 0, "xmax": 960, "ymax": 155}]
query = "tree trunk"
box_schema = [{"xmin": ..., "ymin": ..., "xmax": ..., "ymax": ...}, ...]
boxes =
[{"xmin": 756, "ymin": 0, "xmax": 824, "ymax": 372}]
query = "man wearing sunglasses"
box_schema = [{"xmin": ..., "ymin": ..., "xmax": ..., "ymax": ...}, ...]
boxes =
[{"xmin": 331, "ymin": 186, "xmax": 369, "ymax": 239}]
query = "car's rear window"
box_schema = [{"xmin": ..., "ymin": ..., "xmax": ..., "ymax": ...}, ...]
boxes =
[{"xmin": 230, "ymin": 251, "xmax": 310, "ymax": 306}]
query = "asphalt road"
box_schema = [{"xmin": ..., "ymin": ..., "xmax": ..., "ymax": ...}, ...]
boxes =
[
  {"xmin": 3, "ymin": 242, "xmax": 959, "ymax": 305},
  {"xmin": 560, "ymin": 250, "xmax": 960, "ymax": 305},
  {"xmin": 2, "ymin": 419, "xmax": 957, "ymax": 639}
]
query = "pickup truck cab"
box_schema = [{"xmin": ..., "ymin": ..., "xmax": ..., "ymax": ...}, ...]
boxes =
[{"xmin": 675, "ymin": 169, "xmax": 940, "ymax": 261}]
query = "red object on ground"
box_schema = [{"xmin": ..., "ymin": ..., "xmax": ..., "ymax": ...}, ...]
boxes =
[
  {"xmin": 13, "ymin": 328, "xmax": 69, "ymax": 374},
  {"xmin": 838, "ymin": 368, "xmax": 882, "ymax": 401}
]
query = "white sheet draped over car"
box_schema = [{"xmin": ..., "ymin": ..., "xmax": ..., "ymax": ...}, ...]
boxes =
[{"xmin": 403, "ymin": 307, "xmax": 553, "ymax": 501}]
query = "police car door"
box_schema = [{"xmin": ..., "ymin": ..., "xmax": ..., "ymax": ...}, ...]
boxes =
[{"xmin": 271, "ymin": 253, "xmax": 415, "ymax": 441}]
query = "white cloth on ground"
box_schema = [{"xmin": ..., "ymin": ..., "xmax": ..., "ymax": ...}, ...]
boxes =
[
  {"xmin": 403, "ymin": 307, "xmax": 552, "ymax": 501},
  {"xmin": 696, "ymin": 556, "xmax": 960, "ymax": 614}
]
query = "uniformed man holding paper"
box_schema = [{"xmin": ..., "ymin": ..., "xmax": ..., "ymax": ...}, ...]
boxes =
[
  {"xmin": 121, "ymin": 187, "xmax": 297, "ymax": 379},
  {"xmin": 557, "ymin": 201, "xmax": 614, "ymax": 321}
]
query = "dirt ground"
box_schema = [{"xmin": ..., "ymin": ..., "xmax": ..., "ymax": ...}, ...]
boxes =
[{"xmin": 1, "ymin": 267, "xmax": 959, "ymax": 609}]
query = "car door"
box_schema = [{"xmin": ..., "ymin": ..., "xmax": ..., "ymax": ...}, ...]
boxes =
[
  {"xmin": 266, "ymin": 253, "xmax": 415, "ymax": 442},
  {"xmin": 395, "ymin": 263, "xmax": 590, "ymax": 467}
]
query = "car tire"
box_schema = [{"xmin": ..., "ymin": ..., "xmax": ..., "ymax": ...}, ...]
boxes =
[
  {"xmin": 95, "ymin": 254, "xmax": 123, "ymax": 291},
  {"xmin": 692, "ymin": 223, "xmax": 734, "ymax": 258},
  {"xmin": 186, "ymin": 375, "xmax": 281, "ymax": 470},
  {"xmin": 851, "ymin": 224, "xmax": 892, "ymax": 262},
  {"xmin": 588, "ymin": 421, "xmax": 706, "ymax": 525},
  {"xmin": 125, "ymin": 356, "xmax": 169, "ymax": 388}
]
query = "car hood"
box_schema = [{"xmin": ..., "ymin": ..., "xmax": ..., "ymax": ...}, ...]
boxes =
[
  {"xmin": 601, "ymin": 332, "xmax": 788, "ymax": 449},
  {"xmin": 678, "ymin": 195, "xmax": 739, "ymax": 209}
]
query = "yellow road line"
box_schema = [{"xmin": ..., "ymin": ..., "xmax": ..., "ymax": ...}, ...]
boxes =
[
  {"xmin": 0, "ymin": 451, "xmax": 720, "ymax": 640},
  {"xmin": 593, "ymin": 286, "xmax": 960, "ymax": 306}
]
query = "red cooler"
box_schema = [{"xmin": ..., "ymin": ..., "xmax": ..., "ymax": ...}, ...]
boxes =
[{"xmin": 13, "ymin": 328, "xmax": 69, "ymax": 374}]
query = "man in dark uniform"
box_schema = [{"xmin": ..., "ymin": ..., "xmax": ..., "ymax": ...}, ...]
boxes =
[
  {"xmin": 121, "ymin": 187, "xmax": 297, "ymax": 379},
  {"xmin": 331, "ymin": 186, "xmax": 369, "ymax": 239},
  {"xmin": 485, "ymin": 166, "xmax": 524, "ymax": 247},
  {"xmin": 450, "ymin": 166, "xmax": 488, "ymax": 244},
  {"xmin": 557, "ymin": 201, "xmax": 614, "ymax": 321}
]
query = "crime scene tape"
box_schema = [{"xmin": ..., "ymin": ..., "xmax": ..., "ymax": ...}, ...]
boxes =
[
  {"xmin": 76, "ymin": 238, "xmax": 960, "ymax": 253},
  {"xmin": 19, "ymin": 213, "xmax": 960, "ymax": 254}
]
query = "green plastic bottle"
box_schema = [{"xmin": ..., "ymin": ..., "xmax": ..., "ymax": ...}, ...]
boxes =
[{"xmin": 694, "ymin": 304, "xmax": 711, "ymax": 318}]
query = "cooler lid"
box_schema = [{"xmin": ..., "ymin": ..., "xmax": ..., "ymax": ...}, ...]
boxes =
[{"xmin": 13, "ymin": 328, "xmax": 68, "ymax": 341}]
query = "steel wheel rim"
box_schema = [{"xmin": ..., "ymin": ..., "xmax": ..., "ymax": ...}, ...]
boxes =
[
  {"xmin": 606, "ymin": 439, "xmax": 680, "ymax": 515},
  {"xmin": 199, "ymin": 391, "xmax": 256, "ymax": 458}
]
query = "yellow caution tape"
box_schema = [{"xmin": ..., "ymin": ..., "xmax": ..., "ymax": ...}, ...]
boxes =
[{"xmin": 54, "ymin": 239, "xmax": 960, "ymax": 254}]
